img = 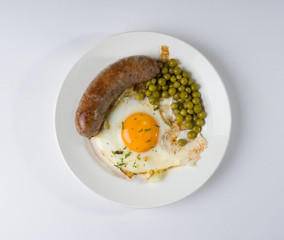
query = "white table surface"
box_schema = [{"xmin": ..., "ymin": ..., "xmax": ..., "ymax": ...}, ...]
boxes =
[{"xmin": 1, "ymin": 1, "xmax": 284, "ymax": 239}]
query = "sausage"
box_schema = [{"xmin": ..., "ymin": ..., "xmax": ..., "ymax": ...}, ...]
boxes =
[{"xmin": 75, "ymin": 56, "xmax": 159, "ymax": 138}]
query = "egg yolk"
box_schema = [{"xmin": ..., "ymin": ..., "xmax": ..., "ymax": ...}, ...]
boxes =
[{"xmin": 121, "ymin": 112, "xmax": 159, "ymax": 153}]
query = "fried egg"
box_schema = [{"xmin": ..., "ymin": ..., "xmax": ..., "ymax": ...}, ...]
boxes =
[{"xmin": 93, "ymin": 89, "xmax": 207, "ymax": 181}]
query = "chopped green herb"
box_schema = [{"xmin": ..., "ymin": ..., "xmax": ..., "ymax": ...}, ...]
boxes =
[
  {"xmin": 155, "ymin": 124, "xmax": 160, "ymax": 128},
  {"xmin": 145, "ymin": 128, "xmax": 151, "ymax": 132},
  {"xmin": 138, "ymin": 128, "xmax": 143, "ymax": 132},
  {"xmin": 114, "ymin": 158, "xmax": 127, "ymax": 168},
  {"xmin": 168, "ymin": 119, "xmax": 173, "ymax": 125},
  {"xmin": 121, "ymin": 122, "xmax": 124, "ymax": 130},
  {"xmin": 146, "ymin": 140, "xmax": 151, "ymax": 143},
  {"xmin": 123, "ymin": 146, "xmax": 126, "ymax": 150},
  {"xmin": 153, "ymin": 106, "xmax": 160, "ymax": 111},
  {"xmin": 125, "ymin": 152, "xmax": 131, "ymax": 158},
  {"xmin": 149, "ymin": 146, "xmax": 154, "ymax": 149}
]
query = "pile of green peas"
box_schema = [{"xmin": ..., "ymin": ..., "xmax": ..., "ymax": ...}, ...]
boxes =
[{"xmin": 136, "ymin": 58, "xmax": 207, "ymax": 144}]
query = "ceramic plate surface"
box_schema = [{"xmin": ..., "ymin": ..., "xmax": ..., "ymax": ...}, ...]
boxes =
[{"xmin": 55, "ymin": 32, "xmax": 231, "ymax": 208}]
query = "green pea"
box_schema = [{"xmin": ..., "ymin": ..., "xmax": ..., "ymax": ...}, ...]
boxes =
[
  {"xmin": 192, "ymin": 97, "xmax": 200, "ymax": 105},
  {"xmin": 171, "ymin": 102, "xmax": 179, "ymax": 110},
  {"xmin": 170, "ymin": 76, "xmax": 176, "ymax": 82},
  {"xmin": 198, "ymin": 111, "xmax": 207, "ymax": 119},
  {"xmin": 162, "ymin": 85, "xmax": 169, "ymax": 91},
  {"xmin": 178, "ymin": 103, "xmax": 184, "ymax": 110},
  {"xmin": 178, "ymin": 85, "xmax": 185, "ymax": 92},
  {"xmin": 194, "ymin": 105, "xmax": 202, "ymax": 113},
  {"xmin": 193, "ymin": 114, "xmax": 198, "ymax": 121},
  {"xmin": 145, "ymin": 90, "xmax": 152, "ymax": 97},
  {"xmin": 177, "ymin": 139, "xmax": 186, "ymax": 146},
  {"xmin": 180, "ymin": 109, "xmax": 187, "ymax": 116},
  {"xmin": 163, "ymin": 74, "xmax": 171, "ymax": 80},
  {"xmin": 180, "ymin": 78, "xmax": 188, "ymax": 85},
  {"xmin": 169, "ymin": 58, "xmax": 177, "ymax": 68},
  {"xmin": 196, "ymin": 119, "xmax": 205, "ymax": 126},
  {"xmin": 152, "ymin": 91, "xmax": 160, "ymax": 98},
  {"xmin": 168, "ymin": 87, "xmax": 176, "ymax": 95},
  {"xmin": 174, "ymin": 109, "xmax": 180, "ymax": 115},
  {"xmin": 178, "ymin": 98, "xmax": 185, "ymax": 103},
  {"xmin": 182, "ymin": 71, "xmax": 190, "ymax": 78},
  {"xmin": 176, "ymin": 114, "xmax": 183, "ymax": 122},
  {"xmin": 169, "ymin": 67, "xmax": 174, "ymax": 74},
  {"xmin": 149, "ymin": 85, "xmax": 157, "ymax": 92},
  {"xmin": 173, "ymin": 81, "xmax": 180, "ymax": 88},
  {"xmin": 185, "ymin": 87, "xmax": 192, "ymax": 94},
  {"xmin": 157, "ymin": 85, "xmax": 161, "ymax": 91},
  {"xmin": 174, "ymin": 66, "xmax": 181, "ymax": 75},
  {"xmin": 187, "ymin": 131, "xmax": 197, "ymax": 139},
  {"xmin": 176, "ymin": 74, "xmax": 182, "ymax": 80},
  {"xmin": 149, "ymin": 97, "xmax": 156, "ymax": 105},
  {"xmin": 192, "ymin": 126, "xmax": 201, "ymax": 133},
  {"xmin": 161, "ymin": 91, "xmax": 169, "ymax": 98},
  {"xmin": 185, "ymin": 115, "xmax": 192, "ymax": 121},
  {"xmin": 158, "ymin": 62, "xmax": 163, "ymax": 68},
  {"xmin": 184, "ymin": 102, "xmax": 193, "ymax": 109},
  {"xmin": 191, "ymin": 83, "xmax": 199, "ymax": 91},
  {"xmin": 146, "ymin": 80, "xmax": 152, "ymax": 87},
  {"xmin": 180, "ymin": 92, "xmax": 188, "ymax": 99},
  {"xmin": 161, "ymin": 67, "xmax": 168, "ymax": 74},
  {"xmin": 156, "ymin": 73, "xmax": 162, "ymax": 78},
  {"xmin": 183, "ymin": 102, "xmax": 189, "ymax": 109},
  {"xmin": 185, "ymin": 121, "xmax": 194, "ymax": 129},
  {"xmin": 136, "ymin": 93, "xmax": 144, "ymax": 100},
  {"xmin": 184, "ymin": 96, "xmax": 192, "ymax": 102},
  {"xmin": 158, "ymin": 78, "xmax": 166, "ymax": 86},
  {"xmin": 173, "ymin": 92, "xmax": 180, "ymax": 100},
  {"xmin": 192, "ymin": 91, "xmax": 201, "ymax": 98},
  {"xmin": 151, "ymin": 78, "xmax": 156, "ymax": 84},
  {"xmin": 187, "ymin": 109, "xmax": 194, "ymax": 114},
  {"xmin": 188, "ymin": 79, "xmax": 194, "ymax": 85}
]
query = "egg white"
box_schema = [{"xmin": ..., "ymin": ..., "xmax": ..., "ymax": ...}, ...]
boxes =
[{"xmin": 93, "ymin": 89, "xmax": 207, "ymax": 180}]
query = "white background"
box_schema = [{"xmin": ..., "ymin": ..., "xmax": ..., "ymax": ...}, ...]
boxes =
[{"xmin": 1, "ymin": 0, "xmax": 284, "ymax": 239}]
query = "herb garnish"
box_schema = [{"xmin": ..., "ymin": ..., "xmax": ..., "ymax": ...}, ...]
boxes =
[
  {"xmin": 145, "ymin": 128, "xmax": 151, "ymax": 132},
  {"xmin": 112, "ymin": 150, "xmax": 123, "ymax": 155},
  {"xmin": 153, "ymin": 106, "xmax": 159, "ymax": 111},
  {"xmin": 114, "ymin": 158, "xmax": 127, "ymax": 168},
  {"xmin": 125, "ymin": 152, "xmax": 131, "ymax": 158},
  {"xmin": 121, "ymin": 122, "xmax": 124, "ymax": 130},
  {"xmin": 155, "ymin": 124, "xmax": 160, "ymax": 128}
]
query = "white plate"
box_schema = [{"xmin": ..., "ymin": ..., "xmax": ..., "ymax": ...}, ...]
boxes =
[{"xmin": 55, "ymin": 32, "xmax": 231, "ymax": 208}]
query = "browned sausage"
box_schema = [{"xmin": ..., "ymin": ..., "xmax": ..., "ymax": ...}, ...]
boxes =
[{"xmin": 75, "ymin": 56, "xmax": 159, "ymax": 138}]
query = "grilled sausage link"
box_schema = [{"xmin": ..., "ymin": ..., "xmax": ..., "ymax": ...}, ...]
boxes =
[{"xmin": 75, "ymin": 56, "xmax": 159, "ymax": 138}]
